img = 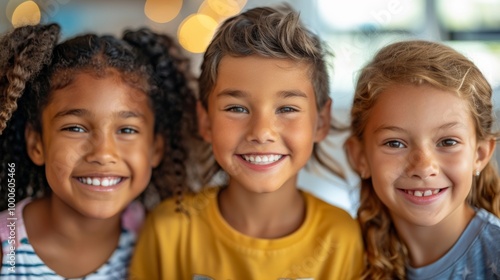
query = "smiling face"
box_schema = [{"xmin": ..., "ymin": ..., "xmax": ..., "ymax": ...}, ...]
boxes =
[
  {"xmin": 198, "ymin": 55, "xmax": 331, "ymax": 194},
  {"xmin": 26, "ymin": 70, "xmax": 163, "ymax": 219},
  {"xmin": 353, "ymin": 84, "xmax": 492, "ymax": 227}
]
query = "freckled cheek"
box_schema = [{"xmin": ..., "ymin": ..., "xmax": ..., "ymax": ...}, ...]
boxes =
[
  {"xmin": 370, "ymin": 154, "xmax": 404, "ymax": 185},
  {"xmin": 371, "ymin": 168, "xmax": 398, "ymax": 191}
]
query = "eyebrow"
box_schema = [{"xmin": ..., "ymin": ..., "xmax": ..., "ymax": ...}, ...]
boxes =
[
  {"xmin": 278, "ymin": 90, "xmax": 308, "ymax": 99},
  {"xmin": 216, "ymin": 89, "xmax": 309, "ymax": 99},
  {"xmin": 53, "ymin": 109, "xmax": 91, "ymax": 120},
  {"xmin": 437, "ymin": 122, "xmax": 466, "ymax": 130},
  {"xmin": 216, "ymin": 89, "xmax": 247, "ymax": 99},
  {"xmin": 53, "ymin": 109, "xmax": 145, "ymax": 120},
  {"xmin": 373, "ymin": 122, "xmax": 466, "ymax": 134},
  {"xmin": 373, "ymin": 125, "xmax": 407, "ymax": 135}
]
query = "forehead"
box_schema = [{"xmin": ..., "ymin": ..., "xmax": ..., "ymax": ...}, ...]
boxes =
[
  {"xmin": 212, "ymin": 55, "xmax": 314, "ymax": 99},
  {"xmin": 46, "ymin": 71, "xmax": 152, "ymax": 115},
  {"xmin": 50, "ymin": 67, "xmax": 150, "ymax": 97},
  {"xmin": 366, "ymin": 84, "xmax": 473, "ymax": 132}
]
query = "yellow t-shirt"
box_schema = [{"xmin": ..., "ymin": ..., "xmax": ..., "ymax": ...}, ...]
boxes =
[{"xmin": 129, "ymin": 187, "xmax": 363, "ymax": 280}]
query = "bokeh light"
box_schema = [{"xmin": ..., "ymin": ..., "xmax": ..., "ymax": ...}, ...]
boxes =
[
  {"xmin": 207, "ymin": 0, "xmax": 246, "ymax": 17},
  {"xmin": 178, "ymin": 14, "xmax": 218, "ymax": 53},
  {"xmin": 144, "ymin": 0, "xmax": 182, "ymax": 23},
  {"xmin": 11, "ymin": 1, "xmax": 41, "ymax": 27},
  {"xmin": 198, "ymin": 1, "xmax": 224, "ymax": 23}
]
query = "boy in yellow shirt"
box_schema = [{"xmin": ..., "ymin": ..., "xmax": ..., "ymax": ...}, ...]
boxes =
[{"xmin": 130, "ymin": 5, "xmax": 363, "ymax": 280}]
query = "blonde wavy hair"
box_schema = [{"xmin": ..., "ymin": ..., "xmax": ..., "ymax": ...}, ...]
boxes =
[{"xmin": 348, "ymin": 40, "xmax": 500, "ymax": 279}]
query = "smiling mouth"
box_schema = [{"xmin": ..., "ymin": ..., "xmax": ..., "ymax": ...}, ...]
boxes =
[
  {"xmin": 402, "ymin": 188, "xmax": 445, "ymax": 197},
  {"xmin": 241, "ymin": 154, "xmax": 283, "ymax": 165},
  {"xmin": 77, "ymin": 177, "xmax": 123, "ymax": 187}
]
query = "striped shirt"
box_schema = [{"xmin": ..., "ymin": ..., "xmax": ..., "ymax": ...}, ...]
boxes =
[{"xmin": 0, "ymin": 198, "xmax": 144, "ymax": 279}]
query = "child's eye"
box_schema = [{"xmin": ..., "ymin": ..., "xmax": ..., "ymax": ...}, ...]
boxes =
[
  {"xmin": 225, "ymin": 106, "xmax": 248, "ymax": 113},
  {"xmin": 384, "ymin": 140, "xmax": 406, "ymax": 148},
  {"xmin": 437, "ymin": 139, "xmax": 458, "ymax": 147},
  {"xmin": 62, "ymin": 126, "xmax": 86, "ymax": 133},
  {"xmin": 118, "ymin": 127, "xmax": 138, "ymax": 134},
  {"xmin": 277, "ymin": 106, "xmax": 298, "ymax": 114}
]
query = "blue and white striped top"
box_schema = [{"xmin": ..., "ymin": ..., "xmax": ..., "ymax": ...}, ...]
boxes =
[{"xmin": 0, "ymin": 198, "xmax": 144, "ymax": 279}]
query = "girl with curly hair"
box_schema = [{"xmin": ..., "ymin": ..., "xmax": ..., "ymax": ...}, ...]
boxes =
[
  {"xmin": 0, "ymin": 24, "xmax": 198, "ymax": 279},
  {"xmin": 345, "ymin": 40, "xmax": 500, "ymax": 279}
]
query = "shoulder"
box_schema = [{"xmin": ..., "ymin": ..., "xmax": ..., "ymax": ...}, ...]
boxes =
[
  {"xmin": 475, "ymin": 209, "xmax": 500, "ymax": 243},
  {"xmin": 303, "ymin": 191, "xmax": 360, "ymax": 233},
  {"xmin": 430, "ymin": 209, "xmax": 500, "ymax": 279},
  {"xmin": 147, "ymin": 187, "xmax": 219, "ymax": 225},
  {"xmin": 136, "ymin": 188, "xmax": 219, "ymax": 247},
  {"xmin": 146, "ymin": 197, "xmax": 182, "ymax": 224},
  {"xmin": 301, "ymin": 191, "xmax": 364, "ymax": 269},
  {"xmin": 476, "ymin": 208, "xmax": 500, "ymax": 228},
  {"xmin": 460, "ymin": 209, "xmax": 500, "ymax": 263},
  {"xmin": 304, "ymin": 191, "xmax": 356, "ymax": 221}
]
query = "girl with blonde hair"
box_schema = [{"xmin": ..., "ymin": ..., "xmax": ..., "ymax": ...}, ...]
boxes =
[{"xmin": 346, "ymin": 40, "xmax": 500, "ymax": 279}]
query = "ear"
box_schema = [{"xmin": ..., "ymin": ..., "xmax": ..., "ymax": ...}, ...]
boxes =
[
  {"xmin": 313, "ymin": 98, "xmax": 332, "ymax": 142},
  {"xmin": 25, "ymin": 124, "xmax": 45, "ymax": 166},
  {"xmin": 197, "ymin": 101, "xmax": 212, "ymax": 143},
  {"xmin": 345, "ymin": 136, "xmax": 371, "ymax": 179},
  {"xmin": 151, "ymin": 134, "xmax": 164, "ymax": 168},
  {"xmin": 475, "ymin": 137, "xmax": 496, "ymax": 173}
]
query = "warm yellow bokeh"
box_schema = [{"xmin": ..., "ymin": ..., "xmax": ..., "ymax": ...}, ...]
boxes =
[
  {"xmin": 178, "ymin": 14, "xmax": 218, "ymax": 53},
  {"xmin": 11, "ymin": 0, "xmax": 41, "ymax": 27},
  {"xmin": 144, "ymin": 0, "xmax": 183, "ymax": 23},
  {"xmin": 207, "ymin": 0, "xmax": 246, "ymax": 17},
  {"xmin": 198, "ymin": 1, "xmax": 224, "ymax": 23}
]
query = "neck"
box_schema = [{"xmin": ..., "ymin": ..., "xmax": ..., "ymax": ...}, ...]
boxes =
[
  {"xmin": 218, "ymin": 181, "xmax": 305, "ymax": 239},
  {"xmin": 26, "ymin": 196, "xmax": 121, "ymax": 245},
  {"xmin": 22, "ymin": 195, "xmax": 124, "ymax": 278},
  {"xmin": 392, "ymin": 204, "xmax": 475, "ymax": 267}
]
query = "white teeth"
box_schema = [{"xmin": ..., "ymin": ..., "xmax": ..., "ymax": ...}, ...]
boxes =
[
  {"xmin": 101, "ymin": 178, "xmax": 110, "ymax": 187},
  {"xmin": 78, "ymin": 177, "xmax": 121, "ymax": 187},
  {"xmin": 242, "ymin": 154, "xmax": 282, "ymax": 165},
  {"xmin": 406, "ymin": 189, "xmax": 439, "ymax": 197}
]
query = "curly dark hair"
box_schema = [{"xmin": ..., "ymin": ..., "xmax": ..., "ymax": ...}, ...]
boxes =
[{"xmin": 0, "ymin": 23, "xmax": 199, "ymax": 211}]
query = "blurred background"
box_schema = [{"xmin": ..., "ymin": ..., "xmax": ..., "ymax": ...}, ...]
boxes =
[{"xmin": 2, "ymin": 0, "xmax": 500, "ymax": 215}]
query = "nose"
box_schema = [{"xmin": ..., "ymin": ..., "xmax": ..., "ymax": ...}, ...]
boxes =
[
  {"xmin": 405, "ymin": 148, "xmax": 439, "ymax": 179},
  {"xmin": 84, "ymin": 130, "xmax": 118, "ymax": 165},
  {"xmin": 246, "ymin": 113, "xmax": 277, "ymax": 144}
]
